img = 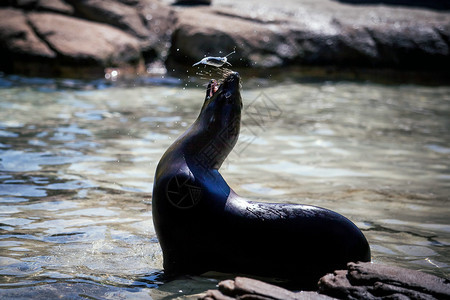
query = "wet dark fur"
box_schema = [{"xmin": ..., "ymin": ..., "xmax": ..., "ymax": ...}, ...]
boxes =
[{"xmin": 152, "ymin": 72, "xmax": 371, "ymax": 288}]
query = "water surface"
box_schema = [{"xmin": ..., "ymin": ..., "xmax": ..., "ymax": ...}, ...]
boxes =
[{"xmin": 0, "ymin": 74, "xmax": 449, "ymax": 298}]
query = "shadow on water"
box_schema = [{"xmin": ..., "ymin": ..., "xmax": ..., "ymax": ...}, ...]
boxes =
[
  {"xmin": 333, "ymin": 0, "xmax": 450, "ymax": 11},
  {"xmin": 3, "ymin": 64, "xmax": 450, "ymax": 91}
]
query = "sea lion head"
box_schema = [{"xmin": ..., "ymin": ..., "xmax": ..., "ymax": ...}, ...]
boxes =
[
  {"xmin": 193, "ymin": 71, "xmax": 242, "ymax": 169},
  {"xmin": 202, "ymin": 70, "xmax": 242, "ymax": 111}
]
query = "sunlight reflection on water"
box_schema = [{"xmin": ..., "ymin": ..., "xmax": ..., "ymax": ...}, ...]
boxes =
[{"xmin": 0, "ymin": 75, "xmax": 448, "ymax": 298}]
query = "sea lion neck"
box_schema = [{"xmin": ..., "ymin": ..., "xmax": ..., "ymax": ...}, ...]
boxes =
[{"xmin": 181, "ymin": 72, "xmax": 242, "ymax": 171}]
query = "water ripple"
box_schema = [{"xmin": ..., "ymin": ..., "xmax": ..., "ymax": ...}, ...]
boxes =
[{"xmin": 0, "ymin": 78, "xmax": 448, "ymax": 298}]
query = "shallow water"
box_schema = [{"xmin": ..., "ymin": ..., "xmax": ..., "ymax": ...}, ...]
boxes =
[{"xmin": 0, "ymin": 74, "xmax": 449, "ymax": 299}]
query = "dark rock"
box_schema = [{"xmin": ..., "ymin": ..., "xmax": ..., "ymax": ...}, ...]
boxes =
[
  {"xmin": 37, "ymin": 0, "xmax": 74, "ymax": 14},
  {"xmin": 174, "ymin": 0, "xmax": 212, "ymax": 5},
  {"xmin": 117, "ymin": 0, "xmax": 140, "ymax": 5},
  {"xmin": 347, "ymin": 262, "xmax": 450, "ymax": 298},
  {"xmin": 318, "ymin": 271, "xmax": 377, "ymax": 299},
  {"xmin": 318, "ymin": 262, "xmax": 450, "ymax": 299},
  {"xmin": 2, "ymin": 0, "xmax": 74, "ymax": 14},
  {"xmin": 334, "ymin": 0, "xmax": 450, "ymax": 11},
  {"xmin": 200, "ymin": 263, "xmax": 449, "ymax": 300},
  {"xmin": 4, "ymin": 0, "xmax": 38, "ymax": 9},
  {"xmin": 372, "ymin": 282, "xmax": 436, "ymax": 300}
]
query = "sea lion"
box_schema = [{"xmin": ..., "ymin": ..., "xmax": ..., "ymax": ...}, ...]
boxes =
[{"xmin": 152, "ymin": 71, "xmax": 371, "ymax": 287}]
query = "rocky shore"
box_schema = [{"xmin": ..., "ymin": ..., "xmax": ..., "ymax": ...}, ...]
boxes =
[
  {"xmin": 200, "ymin": 262, "xmax": 450, "ymax": 300},
  {"xmin": 1, "ymin": 0, "xmax": 449, "ymax": 78}
]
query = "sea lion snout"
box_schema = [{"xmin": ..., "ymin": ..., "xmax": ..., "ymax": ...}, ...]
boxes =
[
  {"xmin": 226, "ymin": 71, "xmax": 240, "ymax": 81},
  {"xmin": 205, "ymin": 72, "xmax": 240, "ymax": 100},
  {"xmin": 223, "ymin": 71, "xmax": 240, "ymax": 88},
  {"xmin": 220, "ymin": 71, "xmax": 241, "ymax": 104}
]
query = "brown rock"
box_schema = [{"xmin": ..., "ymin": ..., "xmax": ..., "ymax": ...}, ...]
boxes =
[
  {"xmin": 200, "ymin": 277, "xmax": 336, "ymax": 300},
  {"xmin": 168, "ymin": 1, "xmax": 450, "ymax": 70},
  {"xmin": 138, "ymin": 0, "xmax": 177, "ymax": 61},
  {"xmin": 66, "ymin": 0, "xmax": 149, "ymax": 38},
  {"xmin": 1, "ymin": 0, "xmax": 450, "ymax": 77},
  {"xmin": 0, "ymin": 8, "xmax": 57, "ymax": 75},
  {"xmin": 217, "ymin": 279, "xmax": 235, "ymax": 296},
  {"xmin": 27, "ymin": 12, "xmax": 142, "ymax": 67},
  {"xmin": 0, "ymin": 8, "xmax": 55, "ymax": 58},
  {"xmin": 203, "ymin": 289, "xmax": 235, "ymax": 300},
  {"xmin": 37, "ymin": 0, "xmax": 74, "ymax": 14},
  {"xmin": 169, "ymin": 8, "xmax": 282, "ymax": 68},
  {"xmin": 232, "ymin": 276, "xmax": 300, "ymax": 300}
]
